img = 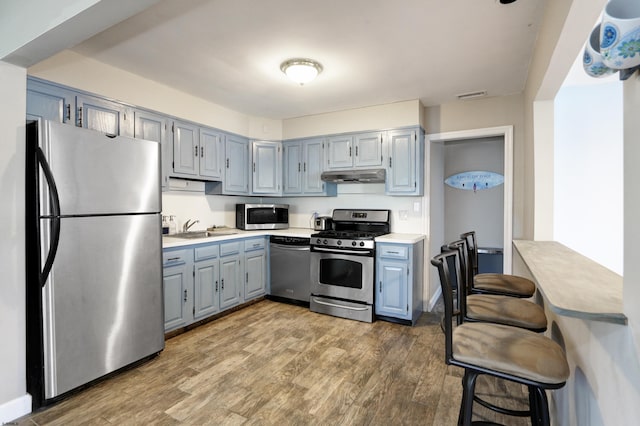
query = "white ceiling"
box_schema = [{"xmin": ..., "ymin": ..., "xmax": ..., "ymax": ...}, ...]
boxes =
[{"xmin": 71, "ymin": 0, "xmax": 546, "ymax": 120}]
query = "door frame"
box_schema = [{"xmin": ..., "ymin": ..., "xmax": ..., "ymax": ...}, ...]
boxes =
[{"xmin": 424, "ymin": 125, "xmax": 513, "ymax": 310}]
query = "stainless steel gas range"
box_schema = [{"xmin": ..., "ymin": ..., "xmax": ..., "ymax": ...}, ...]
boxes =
[{"xmin": 310, "ymin": 209, "xmax": 390, "ymax": 322}]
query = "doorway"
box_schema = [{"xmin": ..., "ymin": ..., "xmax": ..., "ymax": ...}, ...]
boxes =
[{"xmin": 424, "ymin": 126, "xmax": 513, "ymax": 310}]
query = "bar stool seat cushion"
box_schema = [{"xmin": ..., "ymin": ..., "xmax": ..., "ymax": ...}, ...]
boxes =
[
  {"xmin": 452, "ymin": 322, "xmax": 569, "ymax": 384},
  {"xmin": 466, "ymin": 295, "xmax": 547, "ymax": 330},
  {"xmin": 474, "ymin": 273, "xmax": 536, "ymax": 296}
]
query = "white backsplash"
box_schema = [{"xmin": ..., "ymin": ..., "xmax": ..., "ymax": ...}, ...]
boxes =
[{"xmin": 162, "ymin": 186, "xmax": 425, "ymax": 234}]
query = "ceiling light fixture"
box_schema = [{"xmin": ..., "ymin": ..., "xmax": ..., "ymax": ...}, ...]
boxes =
[{"xmin": 280, "ymin": 58, "xmax": 323, "ymax": 85}]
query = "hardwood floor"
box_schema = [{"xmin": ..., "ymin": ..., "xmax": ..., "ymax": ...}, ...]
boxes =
[{"xmin": 16, "ymin": 300, "xmax": 530, "ymax": 425}]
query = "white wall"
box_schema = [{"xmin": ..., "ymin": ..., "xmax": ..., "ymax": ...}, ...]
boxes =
[
  {"xmin": 444, "ymin": 137, "xmax": 504, "ymax": 248},
  {"xmin": 0, "ymin": 61, "xmax": 30, "ymax": 423},
  {"xmin": 28, "ymin": 50, "xmax": 283, "ymax": 141},
  {"xmin": 283, "ymin": 100, "xmax": 423, "ymax": 139},
  {"xmin": 554, "ymin": 82, "xmax": 623, "ymax": 274}
]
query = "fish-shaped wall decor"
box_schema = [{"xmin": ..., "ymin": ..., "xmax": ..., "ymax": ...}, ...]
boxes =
[{"xmin": 444, "ymin": 171, "xmax": 504, "ymax": 193}]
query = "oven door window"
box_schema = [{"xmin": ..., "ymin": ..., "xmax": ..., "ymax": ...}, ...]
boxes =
[{"xmin": 319, "ymin": 257, "xmax": 363, "ymax": 289}]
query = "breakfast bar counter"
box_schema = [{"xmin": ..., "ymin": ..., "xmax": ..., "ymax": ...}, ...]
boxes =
[{"xmin": 513, "ymin": 240, "xmax": 627, "ymax": 325}]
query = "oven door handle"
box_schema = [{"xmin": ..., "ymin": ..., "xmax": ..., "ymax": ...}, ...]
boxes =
[
  {"xmin": 311, "ymin": 246, "xmax": 372, "ymax": 255},
  {"xmin": 312, "ymin": 297, "xmax": 370, "ymax": 311}
]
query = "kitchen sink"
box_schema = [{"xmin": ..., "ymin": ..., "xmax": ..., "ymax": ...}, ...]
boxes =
[{"xmin": 167, "ymin": 230, "xmax": 238, "ymax": 239}]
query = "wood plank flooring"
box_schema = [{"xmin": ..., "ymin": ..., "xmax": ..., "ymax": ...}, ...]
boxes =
[{"xmin": 16, "ymin": 300, "xmax": 531, "ymax": 425}]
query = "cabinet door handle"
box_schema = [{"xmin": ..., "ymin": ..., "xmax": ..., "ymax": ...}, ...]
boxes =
[
  {"xmin": 380, "ymin": 281, "xmax": 382, "ymax": 292},
  {"xmin": 221, "ymin": 278, "xmax": 225, "ymax": 290},
  {"xmin": 183, "ymin": 289, "xmax": 188, "ymax": 302},
  {"xmin": 194, "ymin": 146, "xmax": 198, "ymax": 157},
  {"xmin": 201, "ymin": 147, "xmax": 204, "ymax": 157},
  {"xmin": 304, "ymin": 162, "xmax": 307, "ymax": 172},
  {"xmin": 77, "ymin": 106, "xmax": 83, "ymax": 127},
  {"xmin": 355, "ymin": 146, "xmax": 358, "ymax": 156},
  {"xmin": 226, "ymin": 158, "xmax": 230, "ymax": 168},
  {"xmin": 253, "ymin": 162, "xmax": 256, "ymax": 172},
  {"xmin": 349, "ymin": 146, "xmax": 352, "ymax": 157},
  {"xmin": 65, "ymin": 104, "xmax": 71, "ymax": 122},
  {"xmin": 215, "ymin": 280, "xmax": 218, "ymax": 292},
  {"xmin": 246, "ymin": 272, "xmax": 249, "ymax": 283},
  {"xmin": 298, "ymin": 163, "xmax": 301, "ymax": 172},
  {"xmin": 389, "ymin": 157, "xmax": 392, "ymax": 168}
]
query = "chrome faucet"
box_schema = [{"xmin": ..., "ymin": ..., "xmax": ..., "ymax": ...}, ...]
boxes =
[{"xmin": 183, "ymin": 219, "xmax": 199, "ymax": 232}]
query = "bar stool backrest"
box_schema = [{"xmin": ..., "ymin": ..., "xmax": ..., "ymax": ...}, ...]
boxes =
[
  {"xmin": 431, "ymin": 250, "xmax": 463, "ymax": 364},
  {"xmin": 461, "ymin": 231, "xmax": 479, "ymax": 276}
]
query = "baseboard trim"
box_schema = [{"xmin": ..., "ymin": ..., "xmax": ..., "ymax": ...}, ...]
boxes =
[
  {"xmin": 426, "ymin": 287, "xmax": 442, "ymax": 312},
  {"xmin": 0, "ymin": 394, "xmax": 31, "ymax": 424}
]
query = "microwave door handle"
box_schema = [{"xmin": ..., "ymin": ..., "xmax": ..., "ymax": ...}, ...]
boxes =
[{"xmin": 36, "ymin": 147, "xmax": 61, "ymax": 288}]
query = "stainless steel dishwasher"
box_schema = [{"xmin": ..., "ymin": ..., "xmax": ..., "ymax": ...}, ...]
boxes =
[{"xmin": 269, "ymin": 235, "xmax": 311, "ymax": 305}]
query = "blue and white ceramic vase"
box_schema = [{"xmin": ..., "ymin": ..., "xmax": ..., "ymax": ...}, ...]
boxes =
[
  {"xmin": 601, "ymin": 0, "xmax": 640, "ymax": 70},
  {"xmin": 584, "ymin": 24, "xmax": 616, "ymax": 77}
]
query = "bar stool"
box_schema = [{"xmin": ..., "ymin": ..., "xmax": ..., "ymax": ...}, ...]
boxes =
[
  {"xmin": 431, "ymin": 250, "xmax": 569, "ymax": 426},
  {"xmin": 446, "ymin": 240, "xmax": 547, "ymax": 333},
  {"xmin": 461, "ymin": 231, "xmax": 536, "ymax": 298}
]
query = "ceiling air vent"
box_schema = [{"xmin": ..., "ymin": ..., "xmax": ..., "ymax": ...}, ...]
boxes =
[{"xmin": 456, "ymin": 90, "xmax": 488, "ymax": 100}]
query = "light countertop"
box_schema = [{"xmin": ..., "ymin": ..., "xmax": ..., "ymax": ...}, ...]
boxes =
[
  {"xmin": 513, "ymin": 240, "xmax": 626, "ymax": 325},
  {"xmin": 163, "ymin": 228, "xmax": 425, "ymax": 249}
]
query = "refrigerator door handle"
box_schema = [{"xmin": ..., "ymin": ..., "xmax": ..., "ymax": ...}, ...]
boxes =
[{"xmin": 36, "ymin": 147, "xmax": 61, "ymax": 288}]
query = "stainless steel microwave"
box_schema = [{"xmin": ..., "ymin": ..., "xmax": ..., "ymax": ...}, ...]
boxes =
[{"xmin": 236, "ymin": 204, "xmax": 289, "ymax": 230}]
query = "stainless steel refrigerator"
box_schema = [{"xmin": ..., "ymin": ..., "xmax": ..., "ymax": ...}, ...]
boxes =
[{"xmin": 25, "ymin": 120, "xmax": 165, "ymax": 409}]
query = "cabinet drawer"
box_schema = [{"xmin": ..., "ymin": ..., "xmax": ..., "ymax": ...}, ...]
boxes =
[
  {"xmin": 194, "ymin": 244, "xmax": 219, "ymax": 261},
  {"xmin": 244, "ymin": 238, "xmax": 265, "ymax": 252},
  {"xmin": 220, "ymin": 241, "xmax": 241, "ymax": 256},
  {"xmin": 378, "ymin": 245, "xmax": 409, "ymax": 260},
  {"xmin": 163, "ymin": 249, "xmax": 190, "ymax": 266}
]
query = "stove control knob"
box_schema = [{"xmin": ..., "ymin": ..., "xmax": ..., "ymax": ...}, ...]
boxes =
[
  {"xmin": 352, "ymin": 241, "xmax": 357, "ymax": 246},
  {"xmin": 323, "ymin": 240, "xmax": 328, "ymax": 245},
  {"xmin": 359, "ymin": 242, "xmax": 365, "ymax": 247},
  {"xmin": 316, "ymin": 239, "xmax": 321, "ymax": 244},
  {"xmin": 337, "ymin": 240, "xmax": 342, "ymax": 245}
]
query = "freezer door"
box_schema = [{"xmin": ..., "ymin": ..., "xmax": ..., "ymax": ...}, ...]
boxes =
[
  {"xmin": 38, "ymin": 120, "xmax": 160, "ymax": 216},
  {"xmin": 41, "ymin": 214, "xmax": 164, "ymax": 399}
]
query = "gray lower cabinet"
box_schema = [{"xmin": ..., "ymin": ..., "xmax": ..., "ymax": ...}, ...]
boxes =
[
  {"xmin": 220, "ymin": 241, "xmax": 243, "ymax": 309},
  {"xmin": 162, "ymin": 249, "xmax": 193, "ymax": 332},
  {"xmin": 164, "ymin": 237, "xmax": 270, "ymax": 332},
  {"xmin": 244, "ymin": 237, "xmax": 267, "ymax": 300},
  {"xmin": 193, "ymin": 244, "xmax": 220, "ymax": 320},
  {"xmin": 375, "ymin": 241, "xmax": 424, "ymax": 325}
]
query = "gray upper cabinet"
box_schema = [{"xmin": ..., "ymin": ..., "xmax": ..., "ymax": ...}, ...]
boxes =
[
  {"xmin": 252, "ymin": 140, "xmax": 282, "ymax": 196},
  {"xmin": 303, "ymin": 138, "xmax": 335, "ymax": 195},
  {"xmin": 386, "ymin": 128, "xmax": 424, "ymax": 196},
  {"xmin": 199, "ymin": 128, "xmax": 224, "ymax": 180},
  {"xmin": 283, "ymin": 138, "xmax": 336, "ymax": 197},
  {"xmin": 326, "ymin": 135, "xmax": 354, "ymax": 170},
  {"xmin": 223, "ymin": 134, "xmax": 250, "ymax": 195},
  {"xmin": 172, "ymin": 120, "xmax": 199, "ymax": 177},
  {"xmin": 354, "ymin": 132, "xmax": 384, "ymax": 168},
  {"xmin": 26, "ymin": 78, "xmax": 75, "ymax": 124},
  {"xmin": 76, "ymin": 94, "xmax": 133, "ymax": 137},
  {"xmin": 171, "ymin": 121, "xmax": 224, "ymax": 181},
  {"xmin": 134, "ymin": 110, "xmax": 169, "ymax": 190},
  {"xmin": 283, "ymin": 141, "xmax": 303, "ymax": 194}
]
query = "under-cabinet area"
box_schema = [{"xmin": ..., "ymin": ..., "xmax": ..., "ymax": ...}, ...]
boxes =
[{"xmin": 162, "ymin": 230, "xmax": 424, "ymax": 333}]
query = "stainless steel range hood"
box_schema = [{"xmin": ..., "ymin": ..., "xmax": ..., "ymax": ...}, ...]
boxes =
[{"xmin": 320, "ymin": 168, "xmax": 386, "ymax": 183}]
